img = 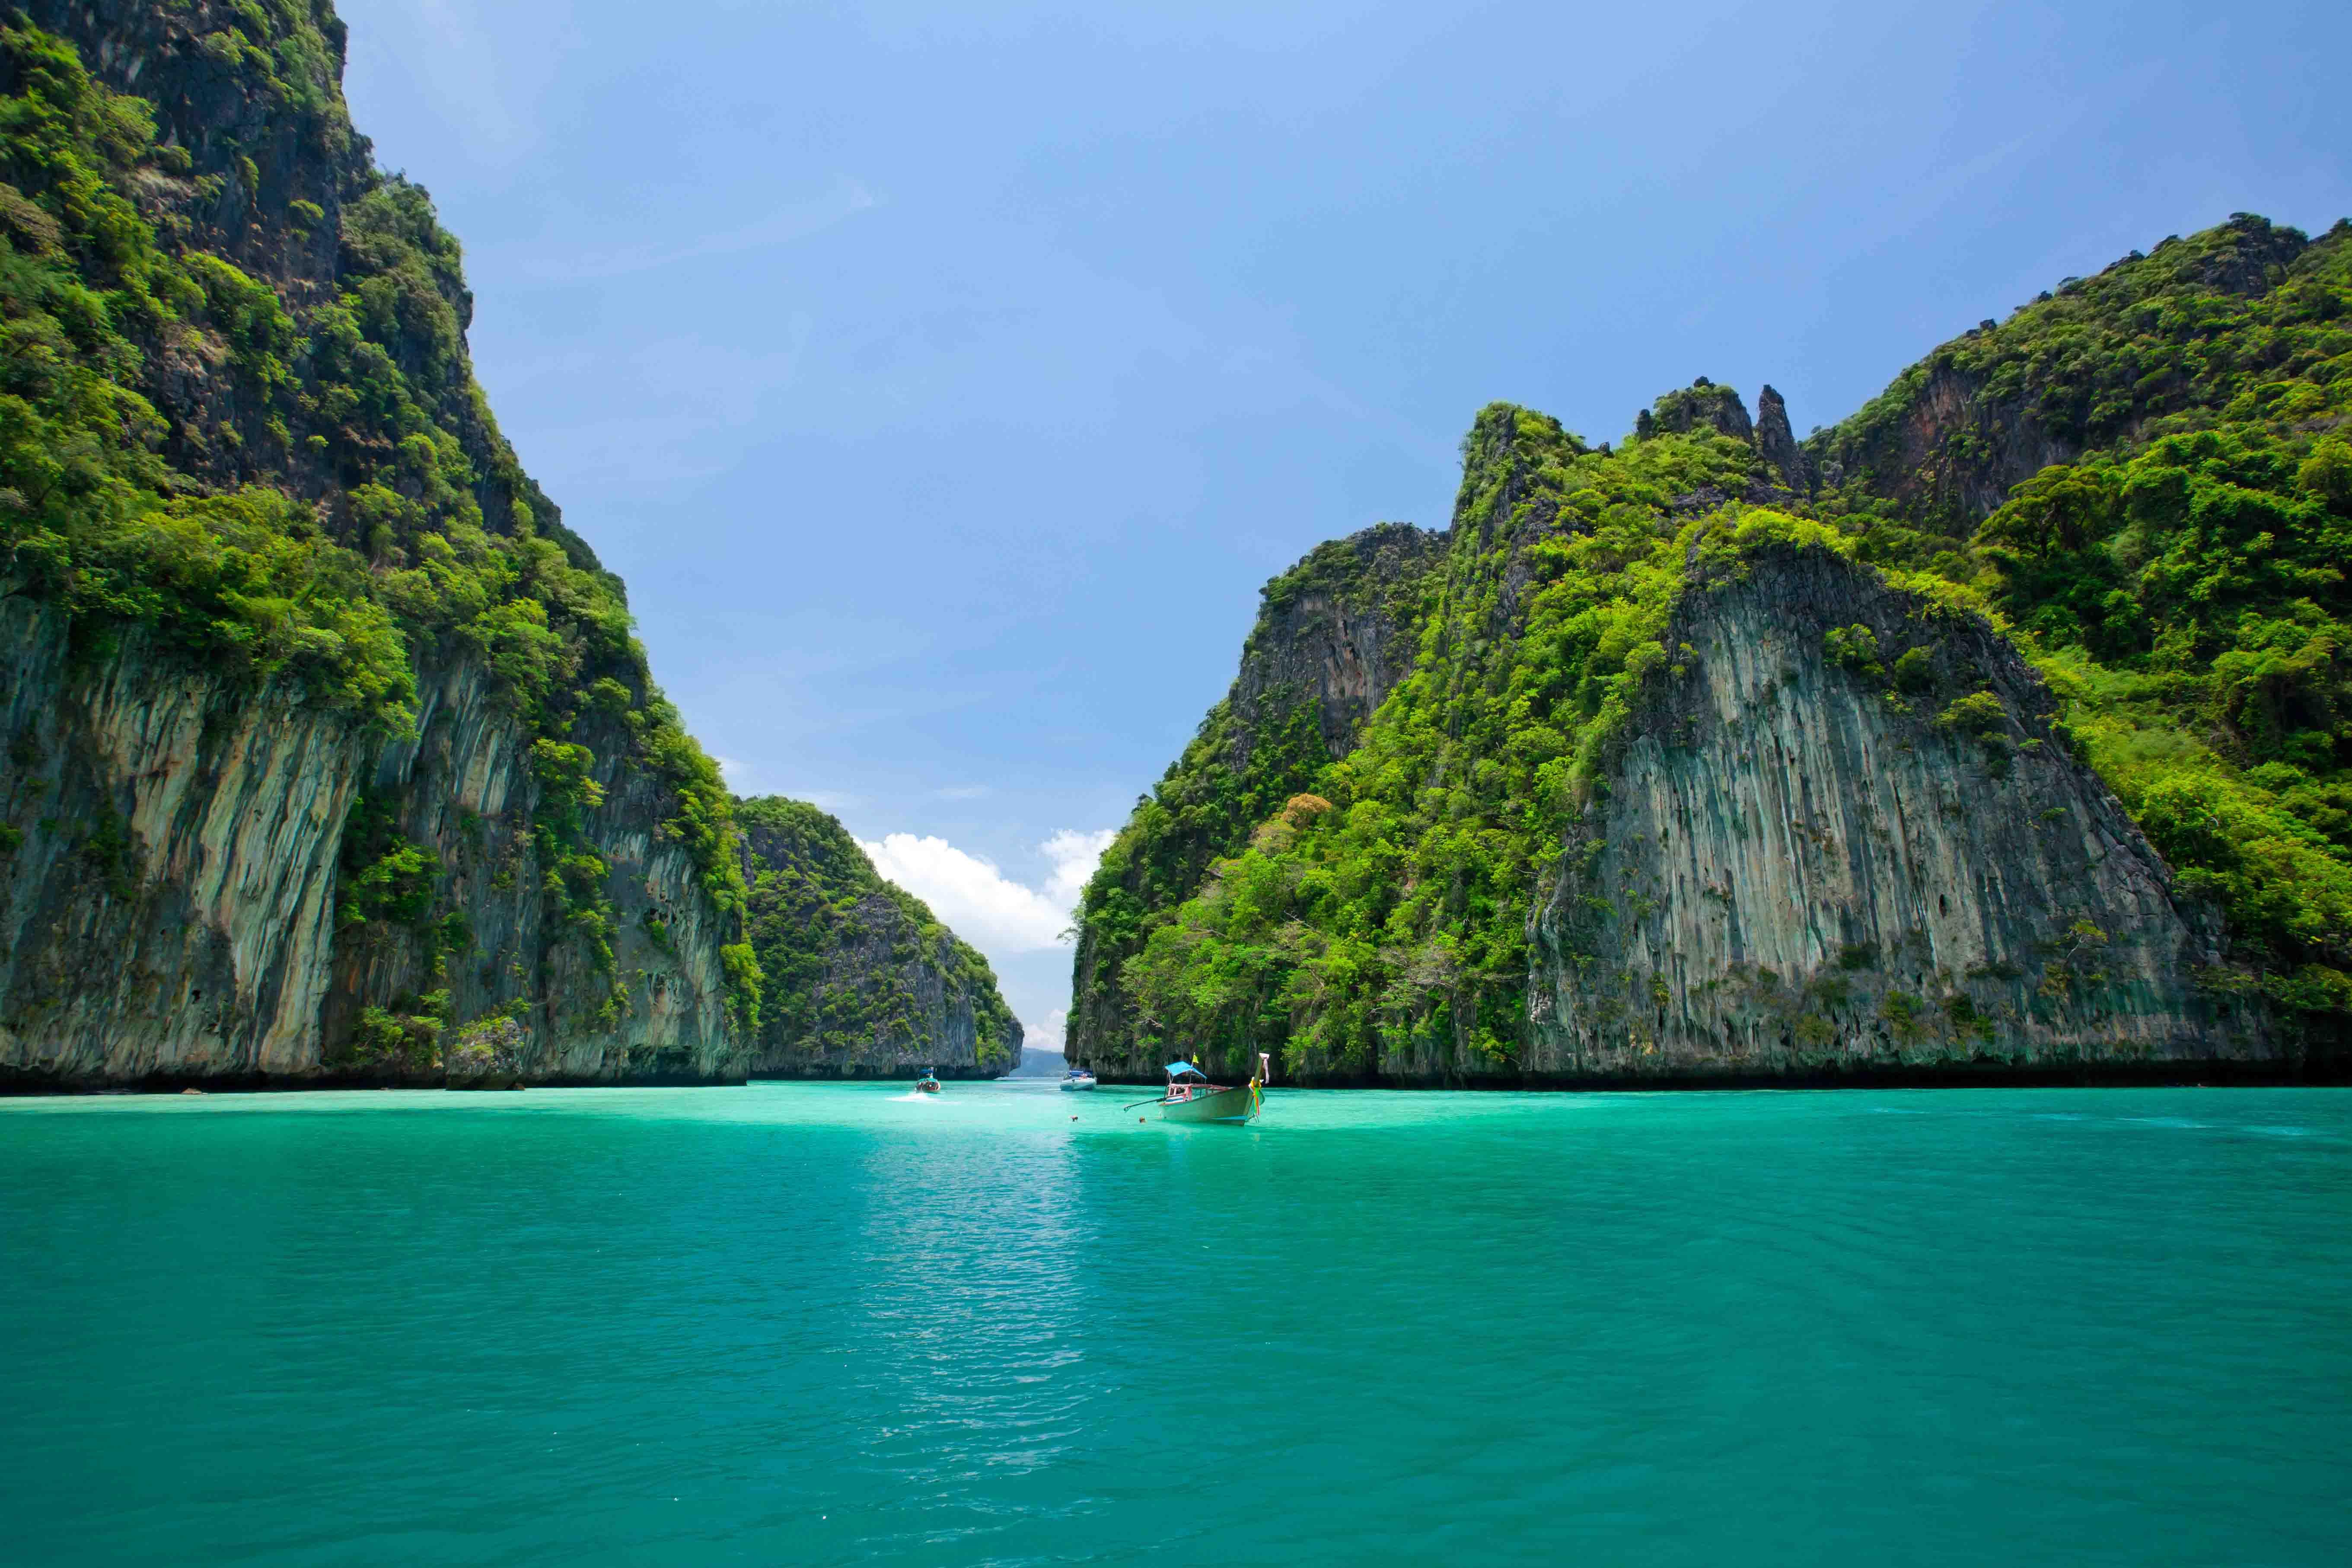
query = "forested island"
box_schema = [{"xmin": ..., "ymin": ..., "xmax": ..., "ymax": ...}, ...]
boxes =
[
  {"xmin": 1068, "ymin": 217, "xmax": 2352, "ymax": 1087},
  {"xmin": 0, "ymin": 4, "xmax": 1016, "ymax": 1089}
]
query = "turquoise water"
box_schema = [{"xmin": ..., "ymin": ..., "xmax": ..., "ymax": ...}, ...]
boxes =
[{"xmin": 2, "ymin": 1084, "xmax": 2347, "ymax": 1565}]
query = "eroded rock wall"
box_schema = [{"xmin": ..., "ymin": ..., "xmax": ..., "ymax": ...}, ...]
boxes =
[
  {"xmin": 1236, "ymin": 522, "xmax": 1445, "ymax": 762},
  {"xmin": 1065, "ymin": 521, "xmax": 1445, "ymax": 1077},
  {"xmin": 0, "ymin": 599, "xmax": 359, "ymax": 1086},
  {"xmin": 744, "ymin": 889, "xmax": 1015, "ymax": 1080},
  {"xmin": 1527, "ymin": 548, "xmax": 2271, "ymax": 1081},
  {"xmin": 0, "ymin": 599, "xmax": 741, "ymax": 1090},
  {"xmin": 734, "ymin": 796, "xmax": 1020, "ymax": 1080},
  {"xmin": 322, "ymin": 659, "xmax": 738, "ymax": 1086}
]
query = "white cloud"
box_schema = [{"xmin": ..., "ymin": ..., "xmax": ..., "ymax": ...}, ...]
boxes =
[
  {"xmin": 1033, "ymin": 1008, "xmax": 1068, "ymax": 1050},
  {"xmin": 858, "ymin": 834, "xmax": 1070, "ymax": 952},
  {"xmin": 1041, "ymin": 828, "xmax": 1118, "ymax": 908},
  {"xmin": 854, "ymin": 828, "xmax": 1116, "ymax": 954}
]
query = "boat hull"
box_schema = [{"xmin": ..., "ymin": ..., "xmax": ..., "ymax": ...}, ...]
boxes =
[
  {"xmin": 1059, "ymin": 1078, "xmax": 1096, "ymax": 1091},
  {"xmin": 1160, "ymin": 1084, "xmax": 1259, "ymax": 1124}
]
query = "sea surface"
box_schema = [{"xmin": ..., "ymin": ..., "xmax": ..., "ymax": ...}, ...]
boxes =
[{"xmin": 2, "ymin": 1082, "xmax": 2347, "ymax": 1566}]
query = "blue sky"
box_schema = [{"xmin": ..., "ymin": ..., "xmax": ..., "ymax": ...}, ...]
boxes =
[{"xmin": 339, "ymin": 0, "xmax": 2352, "ymax": 1045}]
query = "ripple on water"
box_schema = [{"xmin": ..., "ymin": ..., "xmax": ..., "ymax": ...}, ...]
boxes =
[{"xmin": 0, "ymin": 1081, "xmax": 2347, "ymax": 1566}]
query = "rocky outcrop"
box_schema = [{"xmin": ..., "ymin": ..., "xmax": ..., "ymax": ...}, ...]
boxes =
[
  {"xmin": 1807, "ymin": 359, "xmax": 2078, "ymax": 528},
  {"xmin": 735, "ymin": 797, "xmax": 1020, "ymax": 1079},
  {"xmin": 1525, "ymin": 547, "xmax": 2272, "ymax": 1082},
  {"xmin": 0, "ymin": 6, "xmax": 749, "ymax": 1090},
  {"xmin": 1802, "ymin": 216, "xmax": 2316, "ymax": 532},
  {"xmin": 1236, "ymin": 521, "xmax": 1445, "ymax": 761},
  {"xmin": 1636, "ymin": 379, "xmax": 1812, "ymax": 501},
  {"xmin": 1753, "ymin": 384, "xmax": 1812, "ymax": 495},
  {"xmin": 1065, "ymin": 521, "xmax": 1445, "ymax": 1074},
  {"xmin": 1075, "ymin": 215, "xmax": 2350, "ymax": 1089},
  {"xmin": 1642, "ymin": 377, "xmax": 1753, "ymax": 442},
  {"xmin": 3, "ymin": 3, "xmax": 603, "ymax": 569},
  {"xmin": 0, "ymin": 599, "xmax": 741, "ymax": 1090},
  {"xmin": 10, "ymin": 1, "xmax": 363, "ymax": 288}
]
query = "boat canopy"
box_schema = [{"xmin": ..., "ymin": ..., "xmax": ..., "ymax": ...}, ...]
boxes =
[{"xmin": 1165, "ymin": 1061, "xmax": 1207, "ymax": 1078}]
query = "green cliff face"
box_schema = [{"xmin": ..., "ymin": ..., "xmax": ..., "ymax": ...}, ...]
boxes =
[
  {"xmin": 1065, "ymin": 521, "xmax": 1444, "ymax": 1071},
  {"xmin": 1069, "ymin": 214, "xmax": 2352, "ymax": 1086},
  {"xmin": 0, "ymin": 6, "xmax": 1017, "ymax": 1090},
  {"xmin": 736, "ymin": 797, "xmax": 1020, "ymax": 1078},
  {"xmin": 0, "ymin": 7, "xmax": 762, "ymax": 1086}
]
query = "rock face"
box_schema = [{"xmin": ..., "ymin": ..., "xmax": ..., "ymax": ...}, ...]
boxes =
[
  {"xmin": 0, "ymin": 600, "xmax": 359, "ymax": 1085},
  {"xmin": 1242, "ymin": 522, "xmax": 1449, "ymax": 761},
  {"xmin": 318, "ymin": 655, "xmax": 738, "ymax": 1087},
  {"xmin": 0, "ymin": 5, "xmax": 749, "ymax": 1089},
  {"xmin": 1753, "ymin": 385, "xmax": 1812, "ymax": 495},
  {"xmin": 1808, "ymin": 359, "xmax": 2080, "ymax": 527},
  {"xmin": 1804, "ymin": 215, "xmax": 2315, "ymax": 531},
  {"xmin": 736, "ymin": 797, "xmax": 1020, "ymax": 1079},
  {"xmin": 1526, "ymin": 548, "xmax": 2267, "ymax": 1083},
  {"xmin": 1064, "ymin": 521, "xmax": 1445, "ymax": 1074},
  {"xmin": 0, "ymin": 602, "xmax": 739, "ymax": 1091}
]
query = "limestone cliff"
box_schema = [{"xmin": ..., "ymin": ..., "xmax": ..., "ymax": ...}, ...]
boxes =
[
  {"xmin": 1065, "ymin": 520, "xmax": 1444, "ymax": 1072},
  {"xmin": 1073, "ymin": 211, "xmax": 2352, "ymax": 1084},
  {"xmin": 0, "ymin": 6, "xmax": 753, "ymax": 1088},
  {"xmin": 0, "ymin": 599, "xmax": 357, "ymax": 1081},
  {"xmin": 1526, "ymin": 547, "xmax": 2266, "ymax": 1083},
  {"xmin": 1804, "ymin": 214, "xmax": 2313, "ymax": 530},
  {"xmin": 734, "ymin": 797, "xmax": 1019, "ymax": 1078},
  {"xmin": 0, "ymin": 599, "xmax": 739, "ymax": 1089}
]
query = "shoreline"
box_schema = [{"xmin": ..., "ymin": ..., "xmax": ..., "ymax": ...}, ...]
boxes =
[{"xmin": 6, "ymin": 1061, "xmax": 2348, "ymax": 1098}]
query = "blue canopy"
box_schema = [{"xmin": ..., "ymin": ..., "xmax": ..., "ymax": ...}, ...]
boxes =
[{"xmin": 1165, "ymin": 1061, "xmax": 1206, "ymax": 1078}]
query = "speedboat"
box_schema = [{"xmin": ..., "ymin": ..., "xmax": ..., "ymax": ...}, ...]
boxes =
[
  {"xmin": 1146, "ymin": 1056, "xmax": 1266, "ymax": 1124},
  {"xmin": 913, "ymin": 1069, "xmax": 941, "ymax": 1094},
  {"xmin": 1059, "ymin": 1068, "xmax": 1098, "ymax": 1091}
]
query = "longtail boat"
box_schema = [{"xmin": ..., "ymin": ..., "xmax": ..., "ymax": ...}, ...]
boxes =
[
  {"xmin": 1144, "ymin": 1055, "xmax": 1267, "ymax": 1124},
  {"xmin": 913, "ymin": 1068, "xmax": 941, "ymax": 1094}
]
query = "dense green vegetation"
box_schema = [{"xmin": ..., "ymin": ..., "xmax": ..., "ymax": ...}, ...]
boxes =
[
  {"xmin": 1069, "ymin": 525, "xmax": 1439, "ymax": 1061},
  {"xmin": 737, "ymin": 797, "xmax": 1017, "ymax": 1070},
  {"xmin": 1799, "ymin": 216, "xmax": 2352, "ymax": 1017},
  {"xmin": 1081, "ymin": 214, "xmax": 2352, "ymax": 1071},
  {"xmin": 0, "ymin": 21, "xmax": 412, "ymax": 720},
  {"xmin": 1950, "ymin": 222, "xmax": 2352, "ymax": 1017},
  {"xmin": 1092, "ymin": 410, "xmax": 1853, "ymax": 1075},
  {"xmin": 0, "ymin": 20, "xmax": 759, "ymax": 1034}
]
